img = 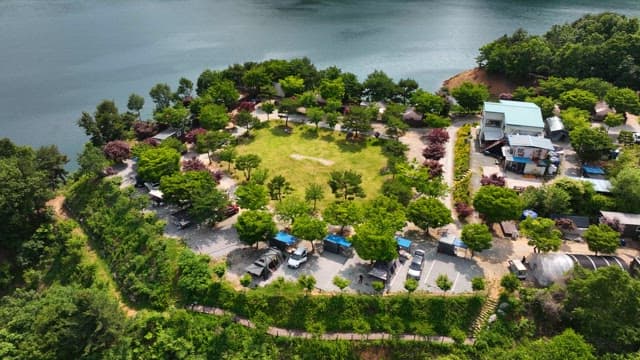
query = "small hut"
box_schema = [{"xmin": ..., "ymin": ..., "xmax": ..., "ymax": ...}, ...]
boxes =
[
  {"xmin": 593, "ymin": 101, "xmax": 614, "ymax": 121},
  {"xmin": 545, "ymin": 116, "xmax": 568, "ymax": 141},
  {"xmin": 402, "ymin": 108, "xmax": 423, "ymax": 127}
]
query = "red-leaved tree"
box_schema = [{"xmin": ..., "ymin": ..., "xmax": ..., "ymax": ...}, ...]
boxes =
[
  {"xmin": 142, "ymin": 138, "xmax": 160, "ymax": 147},
  {"xmin": 103, "ymin": 140, "xmax": 131, "ymax": 163},
  {"xmin": 480, "ymin": 173, "xmax": 506, "ymax": 187},
  {"xmin": 423, "ymin": 159, "xmax": 444, "ymax": 177},
  {"xmin": 426, "ymin": 128, "xmax": 450, "ymax": 144},
  {"xmin": 455, "ymin": 202, "xmax": 474, "ymax": 219},
  {"xmin": 133, "ymin": 121, "xmax": 157, "ymax": 140},
  {"xmin": 423, "ymin": 143, "xmax": 445, "ymax": 160},
  {"xmin": 182, "ymin": 158, "xmax": 207, "ymax": 172},
  {"xmin": 185, "ymin": 128, "xmax": 207, "ymax": 143}
]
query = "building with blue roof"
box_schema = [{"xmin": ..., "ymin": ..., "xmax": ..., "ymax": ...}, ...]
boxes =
[{"xmin": 480, "ymin": 100, "xmax": 545, "ymax": 144}]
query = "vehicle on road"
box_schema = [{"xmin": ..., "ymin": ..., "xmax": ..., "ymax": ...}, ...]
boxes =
[
  {"xmin": 407, "ymin": 250, "xmax": 426, "ymax": 280},
  {"xmin": 508, "ymin": 259, "xmax": 528, "ymax": 280},
  {"xmin": 287, "ymin": 246, "xmax": 308, "ymax": 269},
  {"xmin": 246, "ymin": 248, "xmax": 284, "ymax": 280}
]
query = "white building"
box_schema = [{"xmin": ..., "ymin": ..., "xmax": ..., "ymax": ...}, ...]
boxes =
[{"xmin": 480, "ymin": 100, "xmax": 545, "ymax": 144}]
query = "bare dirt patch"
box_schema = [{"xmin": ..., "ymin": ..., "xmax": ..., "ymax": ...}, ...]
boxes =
[
  {"xmin": 442, "ymin": 67, "xmax": 520, "ymax": 98},
  {"xmin": 289, "ymin": 153, "xmax": 334, "ymax": 166}
]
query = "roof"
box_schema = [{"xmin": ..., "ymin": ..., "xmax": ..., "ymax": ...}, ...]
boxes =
[
  {"xmin": 324, "ymin": 234, "xmax": 352, "ymax": 248},
  {"xmin": 152, "ymin": 128, "xmax": 177, "ymax": 141},
  {"xmin": 484, "ymin": 100, "xmax": 544, "ymax": 128},
  {"xmin": 582, "ymin": 165, "xmax": 605, "ymax": 175},
  {"xmin": 546, "ymin": 116, "xmax": 565, "ymax": 132},
  {"xmin": 500, "ymin": 221, "xmax": 518, "ymax": 235},
  {"xmin": 439, "ymin": 235, "xmax": 467, "ymax": 248},
  {"xmin": 551, "ymin": 214, "xmax": 590, "ymax": 229},
  {"xmin": 273, "ymin": 82, "xmax": 285, "ymax": 98},
  {"xmin": 273, "ymin": 231, "xmax": 297, "ymax": 246},
  {"xmin": 483, "ymin": 127, "xmax": 504, "ymax": 141},
  {"xmin": 566, "ymin": 176, "xmax": 612, "ymax": 193},
  {"xmin": 507, "ymin": 135, "xmax": 555, "ymax": 150},
  {"xmin": 395, "ymin": 236, "xmax": 412, "ymax": 249},
  {"xmin": 600, "ymin": 211, "xmax": 640, "ymax": 226},
  {"xmin": 148, "ymin": 190, "xmax": 164, "ymax": 200},
  {"xmin": 403, "ymin": 109, "xmax": 422, "ymax": 122}
]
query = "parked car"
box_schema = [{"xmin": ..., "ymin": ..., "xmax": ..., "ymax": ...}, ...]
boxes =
[
  {"xmin": 368, "ymin": 259, "xmax": 400, "ymax": 283},
  {"xmin": 508, "ymin": 259, "xmax": 527, "ymax": 280},
  {"xmin": 407, "ymin": 249, "xmax": 425, "ymax": 280},
  {"xmin": 633, "ymin": 132, "xmax": 640, "ymax": 144},
  {"xmin": 287, "ymin": 246, "xmax": 308, "ymax": 268},
  {"xmin": 246, "ymin": 248, "xmax": 284, "ymax": 280}
]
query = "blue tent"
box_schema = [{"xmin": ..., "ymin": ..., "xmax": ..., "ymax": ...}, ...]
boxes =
[
  {"xmin": 522, "ymin": 209, "xmax": 538, "ymax": 219},
  {"xmin": 582, "ymin": 165, "xmax": 605, "ymax": 176},
  {"xmin": 270, "ymin": 231, "xmax": 297, "ymax": 250},
  {"xmin": 395, "ymin": 236, "xmax": 412, "ymax": 250},
  {"xmin": 324, "ymin": 234, "xmax": 351, "ymax": 248}
]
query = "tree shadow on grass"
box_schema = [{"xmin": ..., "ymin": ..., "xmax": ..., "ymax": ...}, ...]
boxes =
[
  {"xmin": 269, "ymin": 124, "xmax": 294, "ymax": 137},
  {"xmin": 336, "ymin": 138, "xmax": 368, "ymax": 153},
  {"xmin": 300, "ymin": 128, "xmax": 320, "ymax": 140}
]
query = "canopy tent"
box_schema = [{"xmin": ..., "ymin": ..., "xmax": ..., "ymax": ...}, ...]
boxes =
[
  {"xmin": 395, "ymin": 236, "xmax": 412, "ymax": 250},
  {"xmin": 323, "ymin": 234, "xmax": 352, "ymax": 255},
  {"xmin": 269, "ymin": 231, "xmax": 297, "ymax": 250},
  {"xmin": 437, "ymin": 235, "xmax": 467, "ymax": 256},
  {"xmin": 582, "ymin": 165, "xmax": 605, "ymax": 176},
  {"xmin": 529, "ymin": 253, "xmax": 627, "ymax": 286},
  {"xmin": 149, "ymin": 190, "xmax": 164, "ymax": 200},
  {"xmin": 522, "ymin": 209, "xmax": 538, "ymax": 219}
]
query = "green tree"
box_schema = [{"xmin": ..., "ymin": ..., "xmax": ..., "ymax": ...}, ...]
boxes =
[
  {"xmin": 304, "ymin": 183, "xmax": 325, "ymax": 211},
  {"xmin": 364, "ymin": 196, "xmax": 407, "ymax": 232},
  {"xmin": 381, "ymin": 178, "xmax": 413, "ymax": 206},
  {"xmin": 500, "ymin": 273, "xmax": 520, "ymax": 293},
  {"xmin": 35, "ymin": 145, "xmax": 68, "ymax": 189},
  {"xmin": 521, "ymin": 184, "xmax": 571, "ymax": 217},
  {"xmin": 77, "ymin": 143, "xmax": 109, "ymax": 178},
  {"xmin": 219, "ymin": 146, "xmax": 237, "ymax": 172},
  {"xmin": 471, "ymin": 277, "xmax": 486, "ymax": 291},
  {"xmin": 306, "ymin": 107, "xmax": 324, "ymax": 130},
  {"xmin": 292, "ymin": 215, "xmax": 327, "ymax": 248},
  {"xmin": 512, "ymin": 86, "xmax": 537, "ymax": 101},
  {"xmin": 352, "ymin": 220, "xmax": 397, "ymax": 262},
  {"xmin": 275, "ymin": 196, "xmax": 310, "ymax": 225},
  {"xmin": 570, "ymin": 126, "xmax": 613, "ymax": 162},
  {"xmin": 234, "ymin": 210, "xmax": 277, "ymax": 248},
  {"xmin": 436, "ymin": 274, "xmax": 453, "ymax": 294},
  {"xmin": 604, "ymin": 112, "xmax": 625, "ymax": 130},
  {"xmin": 327, "ymin": 170, "xmax": 365, "ymax": 200},
  {"xmin": 298, "ymin": 275, "xmax": 316, "ymax": 292},
  {"xmin": 407, "ymin": 197, "xmax": 452, "ymax": 234},
  {"xmin": 153, "ymin": 106, "xmax": 190, "ymax": 130},
  {"xmin": 520, "ymin": 217, "xmax": 562, "ymax": 253},
  {"xmin": 385, "ymin": 115, "xmax": 409, "ymax": 140},
  {"xmin": 411, "ymin": 89, "xmax": 445, "ymax": 115},
  {"xmin": 188, "ymin": 184, "xmax": 229, "ymax": 224},
  {"xmin": 137, "ymin": 147, "xmax": 180, "ymax": 183},
  {"xmin": 461, "ymin": 223, "xmax": 493, "ymax": 257},
  {"xmin": 605, "ymin": 87, "xmax": 640, "ymax": 120},
  {"xmin": 322, "ymin": 201, "xmax": 363, "ymax": 234},
  {"xmin": 397, "ymin": 78, "xmax": 419, "ymax": 104},
  {"xmin": 176, "ymin": 251, "xmax": 211, "ymax": 303},
  {"xmin": 127, "ymin": 93, "xmax": 145, "ymax": 118},
  {"xmin": 565, "ymin": 266, "xmax": 640, "ymax": 353},
  {"xmin": 559, "ymin": 89, "xmax": 598, "ymax": 112},
  {"xmin": 261, "ymin": 102, "xmax": 275, "ymax": 120},
  {"xmin": 235, "ymin": 110, "xmax": 260, "ymax": 136},
  {"xmin": 583, "ymin": 224, "xmax": 620, "ymax": 256},
  {"xmin": 203, "ymin": 78, "xmax": 239, "ymax": 110},
  {"xmin": 363, "ymin": 70, "xmax": 397, "ymax": 101},
  {"xmin": 342, "ymin": 106, "xmax": 373, "ymax": 138},
  {"xmin": 473, "ymin": 185, "xmax": 523, "ymax": 224},
  {"xmin": 175, "ymin": 77, "xmax": 193, "ymax": 100},
  {"xmin": 341, "ymin": 72, "xmax": 363, "ymax": 103},
  {"xmin": 196, "ymin": 130, "xmax": 232, "ymax": 163},
  {"xmin": 610, "ymin": 167, "xmax": 640, "ymax": 213},
  {"xmin": 451, "ymin": 82, "xmax": 489, "ymax": 113},
  {"xmin": 235, "ymin": 154, "xmax": 262, "ymax": 181},
  {"xmin": 319, "ymin": 77, "xmax": 345, "ymax": 101},
  {"xmin": 149, "ymin": 83, "xmax": 173, "ymax": 111},
  {"xmin": 267, "ymin": 175, "xmax": 293, "ymax": 201},
  {"xmin": 404, "ymin": 278, "xmax": 419, "ymax": 294},
  {"xmin": 332, "ymin": 276, "xmax": 350, "ymax": 291},
  {"xmin": 199, "ymin": 103, "xmax": 230, "ymax": 130},
  {"xmin": 560, "ymin": 107, "xmax": 591, "ymax": 131},
  {"xmin": 279, "ymin": 75, "xmax": 305, "ymax": 96},
  {"xmin": 525, "ymin": 95, "xmax": 555, "ymax": 119},
  {"xmin": 235, "ymin": 183, "xmax": 269, "ymax": 210},
  {"xmin": 77, "ymin": 100, "xmax": 127, "ymax": 146},
  {"xmin": 371, "ymin": 280, "xmax": 385, "ymax": 293}
]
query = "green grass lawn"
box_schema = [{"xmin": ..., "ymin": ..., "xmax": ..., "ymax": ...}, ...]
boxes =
[{"xmin": 234, "ymin": 122, "xmax": 390, "ymax": 210}]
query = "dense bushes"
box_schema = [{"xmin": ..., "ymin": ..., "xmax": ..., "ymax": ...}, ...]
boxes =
[{"xmin": 453, "ymin": 124, "xmax": 473, "ymax": 216}]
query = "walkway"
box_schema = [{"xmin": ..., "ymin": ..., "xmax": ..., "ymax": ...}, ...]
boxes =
[{"xmin": 189, "ymin": 304, "xmax": 475, "ymax": 345}]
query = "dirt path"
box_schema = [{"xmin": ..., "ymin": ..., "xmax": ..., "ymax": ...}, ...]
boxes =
[
  {"xmin": 190, "ymin": 304, "xmax": 474, "ymax": 344},
  {"xmin": 290, "ymin": 153, "xmax": 334, "ymax": 166}
]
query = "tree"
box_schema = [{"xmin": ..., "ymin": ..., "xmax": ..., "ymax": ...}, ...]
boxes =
[
  {"xmin": 267, "ymin": 175, "xmax": 293, "ymax": 201},
  {"xmin": 565, "ymin": 266, "xmax": 640, "ymax": 353},
  {"xmin": 327, "ymin": 170, "xmax": 365, "ymax": 200},
  {"xmin": 176, "ymin": 77, "xmax": 193, "ymax": 100},
  {"xmin": 352, "ymin": 220, "xmax": 398, "ymax": 262},
  {"xmin": 127, "ymin": 93, "xmax": 145, "ymax": 118},
  {"xmin": 436, "ymin": 274, "xmax": 452, "ymax": 294},
  {"xmin": 219, "ymin": 146, "xmax": 237, "ymax": 172},
  {"xmin": 583, "ymin": 224, "xmax": 620, "ymax": 255},
  {"xmin": 279, "ymin": 75, "xmax": 305, "ymax": 96},
  {"xmin": 77, "ymin": 100, "xmax": 127, "ymax": 146},
  {"xmin": 363, "ymin": 70, "xmax": 397, "ymax": 101},
  {"xmin": 604, "ymin": 112, "xmax": 625, "ymax": 130},
  {"xmin": 560, "ymin": 107, "xmax": 590, "ymax": 131},
  {"xmin": 559, "ymin": 89, "xmax": 598, "ymax": 112},
  {"xmin": 404, "ymin": 278, "xmax": 418, "ymax": 294},
  {"xmin": 149, "ymin": 83, "xmax": 173, "ymax": 111},
  {"xmin": 234, "ymin": 210, "xmax": 277, "ymax": 248},
  {"xmin": 153, "ymin": 106, "xmax": 190, "ymax": 130},
  {"xmin": 35, "ymin": 145, "xmax": 68, "ymax": 189},
  {"xmin": 136, "ymin": 147, "xmax": 180, "ymax": 183},
  {"xmin": 298, "ymin": 275, "xmax": 316, "ymax": 292},
  {"xmin": 261, "ymin": 102, "xmax": 275, "ymax": 120},
  {"xmin": 521, "ymin": 185, "xmax": 571, "ymax": 217},
  {"xmin": 461, "ymin": 223, "xmax": 493, "ymax": 257},
  {"xmin": 322, "ymin": 201, "xmax": 363, "ymax": 234},
  {"xmin": 342, "ymin": 106, "xmax": 373, "ymax": 138},
  {"xmin": 292, "ymin": 214, "xmax": 326, "ymax": 243},
  {"xmin": 196, "ymin": 130, "xmax": 232, "ymax": 164},
  {"xmin": 500, "ymin": 273, "xmax": 520, "ymax": 293},
  {"xmin": 235, "ymin": 110, "xmax": 260, "ymax": 136},
  {"xmin": 610, "ymin": 167, "xmax": 640, "ymax": 213},
  {"xmin": 569, "ymin": 126, "xmax": 613, "ymax": 162},
  {"xmin": 605, "ymin": 87, "xmax": 640, "ymax": 120},
  {"xmin": 199, "ymin": 104, "xmax": 229, "ymax": 130},
  {"xmin": 397, "ymin": 78, "xmax": 419, "ymax": 104},
  {"xmin": 319, "ymin": 77, "xmax": 345, "ymax": 101},
  {"xmin": 407, "ymin": 197, "xmax": 452, "ymax": 234},
  {"xmin": 451, "ymin": 82, "xmax": 489, "ymax": 113},
  {"xmin": 412, "ymin": 89, "xmax": 445, "ymax": 115},
  {"xmin": 177, "ymin": 251, "xmax": 211, "ymax": 303},
  {"xmin": 306, "ymin": 107, "xmax": 324, "ymax": 130},
  {"xmin": 341, "ymin": 72, "xmax": 363, "ymax": 103},
  {"xmin": 332, "ymin": 276, "xmax": 350, "ymax": 291},
  {"xmin": 520, "ymin": 217, "xmax": 562, "ymax": 253},
  {"xmin": 77, "ymin": 143, "xmax": 109, "ymax": 177},
  {"xmin": 381, "ymin": 178, "xmax": 412, "ymax": 206},
  {"xmin": 203, "ymin": 78, "xmax": 239, "ymax": 110},
  {"xmin": 275, "ymin": 196, "xmax": 310, "ymax": 225},
  {"xmin": 525, "ymin": 95, "xmax": 555, "ymax": 118},
  {"xmin": 160, "ymin": 170, "xmax": 215, "ymax": 205},
  {"xmin": 364, "ymin": 196, "xmax": 407, "ymax": 232},
  {"xmin": 235, "ymin": 154, "xmax": 261, "ymax": 182},
  {"xmin": 473, "ymin": 185, "xmax": 523, "ymax": 224},
  {"xmin": 102, "ymin": 140, "xmax": 130, "ymax": 164},
  {"xmin": 188, "ymin": 185, "xmax": 228, "ymax": 224},
  {"xmin": 385, "ymin": 115, "xmax": 409, "ymax": 140},
  {"xmin": 396, "ymin": 162, "xmax": 447, "ymax": 198},
  {"xmin": 242, "ymin": 67, "xmax": 271, "ymax": 97},
  {"xmin": 304, "ymin": 183, "xmax": 325, "ymax": 211},
  {"xmin": 471, "ymin": 277, "xmax": 486, "ymax": 291},
  {"xmin": 235, "ymin": 183, "xmax": 269, "ymax": 210}
]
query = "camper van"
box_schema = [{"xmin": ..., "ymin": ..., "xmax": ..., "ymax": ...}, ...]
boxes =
[{"xmin": 508, "ymin": 259, "xmax": 527, "ymax": 280}]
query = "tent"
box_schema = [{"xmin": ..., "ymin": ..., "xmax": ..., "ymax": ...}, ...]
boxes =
[
  {"xmin": 323, "ymin": 234, "xmax": 352, "ymax": 255},
  {"xmin": 582, "ymin": 165, "xmax": 605, "ymax": 178},
  {"xmin": 395, "ymin": 236, "xmax": 412, "ymax": 251},
  {"xmin": 437, "ymin": 235, "xmax": 467, "ymax": 256},
  {"xmin": 522, "ymin": 209, "xmax": 538, "ymax": 219},
  {"xmin": 270, "ymin": 231, "xmax": 297, "ymax": 250},
  {"xmin": 529, "ymin": 253, "xmax": 627, "ymax": 286}
]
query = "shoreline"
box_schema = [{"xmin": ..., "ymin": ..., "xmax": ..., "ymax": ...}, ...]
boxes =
[{"xmin": 442, "ymin": 67, "xmax": 518, "ymax": 98}]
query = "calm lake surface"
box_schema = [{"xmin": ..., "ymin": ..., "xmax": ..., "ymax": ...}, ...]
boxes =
[{"xmin": 1, "ymin": 0, "xmax": 639, "ymax": 163}]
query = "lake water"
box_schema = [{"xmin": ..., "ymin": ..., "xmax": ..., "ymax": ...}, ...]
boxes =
[{"xmin": 1, "ymin": 0, "xmax": 639, "ymax": 164}]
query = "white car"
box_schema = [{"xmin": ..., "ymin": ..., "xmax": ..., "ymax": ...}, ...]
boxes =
[
  {"xmin": 407, "ymin": 250, "xmax": 426, "ymax": 280},
  {"xmin": 633, "ymin": 132, "xmax": 640, "ymax": 144},
  {"xmin": 287, "ymin": 246, "xmax": 308, "ymax": 268}
]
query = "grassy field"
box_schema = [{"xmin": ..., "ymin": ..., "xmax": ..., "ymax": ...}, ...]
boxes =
[{"xmin": 234, "ymin": 122, "xmax": 389, "ymax": 210}]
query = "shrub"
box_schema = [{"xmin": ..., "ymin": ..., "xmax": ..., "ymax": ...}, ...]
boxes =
[
  {"xmin": 423, "ymin": 159, "xmax": 444, "ymax": 178},
  {"xmin": 449, "ymin": 328, "xmax": 466, "ymax": 344},
  {"xmin": 371, "ymin": 281, "xmax": 385, "ymax": 293},
  {"xmin": 212, "ymin": 262, "xmax": 226, "ymax": 279},
  {"xmin": 423, "ymin": 143, "xmax": 446, "ymax": 160},
  {"xmin": 142, "ymin": 137, "xmax": 160, "ymax": 147},
  {"xmin": 452, "ymin": 171, "xmax": 472, "ymax": 205},
  {"xmin": 102, "ymin": 140, "xmax": 131, "ymax": 163},
  {"xmin": 424, "ymin": 113, "xmax": 451, "ymax": 128},
  {"xmin": 184, "ymin": 128, "xmax": 207, "ymax": 143},
  {"xmin": 454, "ymin": 202, "xmax": 474, "ymax": 219},
  {"xmin": 471, "ymin": 277, "xmax": 486, "ymax": 291},
  {"xmin": 182, "ymin": 158, "xmax": 207, "ymax": 172},
  {"xmin": 453, "ymin": 124, "xmax": 472, "ymax": 180},
  {"xmin": 133, "ymin": 121, "xmax": 157, "ymax": 140},
  {"xmin": 480, "ymin": 173, "xmax": 506, "ymax": 187},
  {"xmin": 426, "ymin": 128, "xmax": 450, "ymax": 144},
  {"xmin": 240, "ymin": 274, "xmax": 252, "ymax": 287}
]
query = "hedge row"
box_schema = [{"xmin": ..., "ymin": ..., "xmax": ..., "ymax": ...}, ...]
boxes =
[
  {"xmin": 453, "ymin": 171, "xmax": 472, "ymax": 205},
  {"xmin": 453, "ymin": 124, "xmax": 472, "ymax": 180}
]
